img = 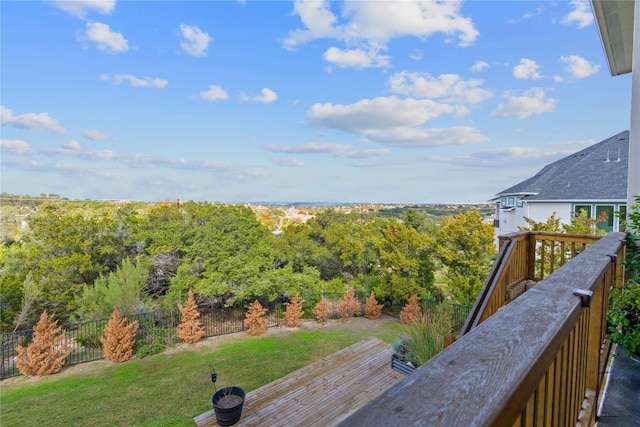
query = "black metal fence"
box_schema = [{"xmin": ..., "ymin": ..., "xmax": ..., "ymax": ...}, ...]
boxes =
[{"xmin": 0, "ymin": 293, "xmax": 470, "ymax": 379}]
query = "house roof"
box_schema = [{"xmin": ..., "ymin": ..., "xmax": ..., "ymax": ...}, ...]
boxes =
[
  {"xmin": 590, "ymin": 0, "xmax": 635, "ymax": 76},
  {"xmin": 496, "ymin": 131, "xmax": 629, "ymax": 202}
]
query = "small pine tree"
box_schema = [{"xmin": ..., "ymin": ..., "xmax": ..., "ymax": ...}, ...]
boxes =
[
  {"xmin": 283, "ymin": 294, "xmax": 305, "ymax": 328},
  {"xmin": 337, "ymin": 287, "xmax": 361, "ymax": 322},
  {"xmin": 101, "ymin": 308, "xmax": 139, "ymax": 362},
  {"xmin": 15, "ymin": 310, "xmax": 71, "ymax": 376},
  {"xmin": 400, "ymin": 294, "xmax": 422, "ymax": 325},
  {"xmin": 177, "ymin": 289, "xmax": 205, "ymax": 344},
  {"xmin": 245, "ymin": 300, "xmax": 268, "ymax": 336},
  {"xmin": 313, "ymin": 296, "xmax": 331, "ymax": 324},
  {"xmin": 364, "ymin": 291, "xmax": 383, "ymax": 320}
]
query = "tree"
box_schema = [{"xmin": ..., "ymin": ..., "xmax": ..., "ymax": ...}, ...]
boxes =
[
  {"xmin": 170, "ymin": 204, "xmax": 280, "ymax": 306},
  {"xmin": 12, "ymin": 272, "xmax": 41, "ymax": 333},
  {"xmin": 337, "ymin": 287, "xmax": 361, "ymax": 322},
  {"xmin": 1, "ymin": 204, "xmax": 134, "ymax": 321},
  {"xmin": 373, "ymin": 221, "xmax": 436, "ymax": 302},
  {"xmin": 283, "ymin": 294, "xmax": 305, "ymax": 327},
  {"xmin": 564, "ymin": 209, "xmax": 607, "ymax": 235},
  {"xmin": 245, "ymin": 300, "xmax": 268, "ymax": 336},
  {"xmin": 521, "ymin": 210, "xmax": 607, "ymax": 236},
  {"xmin": 400, "ymin": 294, "xmax": 422, "ymax": 325},
  {"xmin": 313, "ymin": 296, "xmax": 331, "ymax": 324},
  {"xmin": 364, "ymin": 291, "xmax": 383, "ymax": 319},
  {"xmin": 402, "ymin": 209, "xmax": 429, "ymax": 231},
  {"xmin": 519, "ymin": 212, "xmax": 563, "ymax": 232},
  {"xmin": 323, "ymin": 222, "xmax": 379, "ymax": 281},
  {"xmin": 436, "ymin": 210, "xmax": 496, "ymax": 305},
  {"xmin": 101, "ymin": 308, "xmax": 139, "ymax": 362},
  {"xmin": 15, "ymin": 310, "xmax": 71, "ymax": 376},
  {"xmin": 177, "ymin": 289, "xmax": 205, "ymax": 344},
  {"xmin": 77, "ymin": 258, "xmax": 151, "ymax": 321}
]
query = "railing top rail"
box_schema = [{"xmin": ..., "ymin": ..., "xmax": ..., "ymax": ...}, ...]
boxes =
[
  {"xmin": 460, "ymin": 237, "xmax": 515, "ymax": 335},
  {"xmin": 339, "ymin": 232, "xmax": 626, "ymax": 427},
  {"xmin": 529, "ymin": 231, "xmax": 602, "ymax": 243},
  {"xmin": 498, "ymin": 230, "xmax": 530, "ymax": 241},
  {"xmin": 499, "ymin": 230, "xmax": 603, "ymax": 242}
]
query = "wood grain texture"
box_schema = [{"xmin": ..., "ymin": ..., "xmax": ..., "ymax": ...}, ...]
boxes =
[
  {"xmin": 194, "ymin": 337, "xmax": 404, "ymax": 427},
  {"xmin": 337, "ymin": 233, "xmax": 625, "ymax": 427}
]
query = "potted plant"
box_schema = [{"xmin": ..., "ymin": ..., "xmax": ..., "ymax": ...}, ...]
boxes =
[
  {"xmin": 391, "ymin": 334, "xmax": 417, "ymax": 375},
  {"xmin": 212, "ymin": 386, "xmax": 246, "ymax": 426},
  {"xmin": 391, "ymin": 311, "xmax": 451, "ymax": 375},
  {"xmin": 210, "ymin": 365, "xmax": 245, "ymax": 426}
]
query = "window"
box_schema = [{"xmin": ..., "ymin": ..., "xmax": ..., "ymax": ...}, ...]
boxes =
[
  {"xmin": 516, "ymin": 198, "xmax": 523, "ymax": 207},
  {"xmin": 618, "ymin": 205, "xmax": 627, "ymax": 231},
  {"xmin": 501, "ymin": 197, "xmax": 507, "ymax": 206},
  {"xmin": 574, "ymin": 205, "xmax": 592, "ymax": 217},
  {"xmin": 508, "ymin": 197, "xmax": 515, "ymax": 207},
  {"xmin": 595, "ymin": 205, "xmax": 614, "ymax": 232}
]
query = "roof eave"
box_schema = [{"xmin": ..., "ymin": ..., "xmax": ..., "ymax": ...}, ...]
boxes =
[{"xmin": 590, "ymin": 0, "xmax": 635, "ymax": 76}]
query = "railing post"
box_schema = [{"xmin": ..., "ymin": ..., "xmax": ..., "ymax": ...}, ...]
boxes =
[{"xmin": 527, "ymin": 232, "xmax": 536, "ymax": 279}]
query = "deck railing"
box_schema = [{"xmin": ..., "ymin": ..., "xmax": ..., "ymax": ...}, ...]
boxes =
[
  {"xmin": 339, "ymin": 232, "xmax": 626, "ymax": 427},
  {"xmin": 460, "ymin": 231, "xmax": 611, "ymax": 335}
]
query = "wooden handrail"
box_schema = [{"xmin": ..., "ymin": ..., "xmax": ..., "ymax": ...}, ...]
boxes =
[
  {"xmin": 459, "ymin": 235, "xmax": 517, "ymax": 335},
  {"xmin": 461, "ymin": 232, "xmax": 605, "ymax": 336},
  {"xmin": 339, "ymin": 232, "xmax": 626, "ymax": 427}
]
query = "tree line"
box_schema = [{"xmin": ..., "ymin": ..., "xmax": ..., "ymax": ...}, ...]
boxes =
[{"xmin": 0, "ymin": 199, "xmax": 496, "ymax": 332}]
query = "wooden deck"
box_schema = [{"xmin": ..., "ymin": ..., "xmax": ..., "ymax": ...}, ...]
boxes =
[{"xmin": 193, "ymin": 337, "xmax": 405, "ymax": 427}]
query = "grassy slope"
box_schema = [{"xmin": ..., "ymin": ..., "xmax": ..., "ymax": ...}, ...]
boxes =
[{"xmin": 0, "ymin": 319, "xmax": 402, "ymax": 427}]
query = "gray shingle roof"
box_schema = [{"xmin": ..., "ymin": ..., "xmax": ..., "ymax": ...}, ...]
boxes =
[{"xmin": 496, "ymin": 131, "xmax": 629, "ymax": 201}]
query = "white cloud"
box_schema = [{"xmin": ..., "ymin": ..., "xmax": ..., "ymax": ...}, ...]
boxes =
[
  {"xmin": 388, "ymin": 71, "xmax": 493, "ymax": 104},
  {"xmin": 324, "ymin": 46, "xmax": 390, "ymax": 68},
  {"xmin": 63, "ymin": 140, "xmax": 82, "ymax": 150},
  {"xmin": 199, "ymin": 85, "xmax": 229, "ymax": 101},
  {"xmin": 560, "ymin": 55, "xmax": 600, "ymax": 78},
  {"xmin": 283, "ymin": 0, "xmax": 478, "ymax": 68},
  {"xmin": 1, "ymin": 139, "xmax": 32, "ymax": 155},
  {"xmin": 308, "ymin": 96, "xmax": 455, "ymax": 133},
  {"xmin": 282, "ymin": 0, "xmax": 341, "ymax": 49},
  {"xmin": 266, "ymin": 142, "xmax": 390, "ymax": 158},
  {"xmin": 492, "ymin": 88, "xmax": 557, "ymax": 119},
  {"xmin": 100, "ymin": 74, "xmax": 168, "ymax": 88},
  {"xmin": 471, "ymin": 60, "xmax": 489, "ymax": 73},
  {"xmin": 47, "ymin": 0, "xmax": 116, "ymax": 19},
  {"xmin": 84, "ymin": 128, "xmax": 109, "ymax": 140},
  {"xmin": 252, "ymin": 88, "xmax": 278, "ymax": 104},
  {"xmin": 513, "ymin": 58, "xmax": 543, "ymax": 80},
  {"xmin": 437, "ymin": 139, "xmax": 592, "ymax": 168},
  {"xmin": 522, "ymin": 6, "xmax": 544, "ymax": 20},
  {"xmin": 365, "ymin": 126, "xmax": 486, "ymax": 147},
  {"xmin": 180, "ymin": 24, "xmax": 212, "ymax": 57},
  {"xmin": 80, "ymin": 21, "xmax": 129, "ymax": 53},
  {"xmin": 341, "ymin": 0, "xmax": 478, "ymax": 46},
  {"xmin": 306, "ymin": 97, "xmax": 487, "ymax": 148},
  {"xmin": 409, "ymin": 49, "xmax": 422, "ymax": 61},
  {"xmin": 0, "ymin": 106, "xmax": 66, "ymax": 134},
  {"xmin": 274, "ymin": 157, "xmax": 304, "ymax": 167},
  {"xmin": 562, "ymin": 0, "xmax": 593, "ymax": 28}
]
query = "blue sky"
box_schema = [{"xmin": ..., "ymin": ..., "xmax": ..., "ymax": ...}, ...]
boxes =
[{"xmin": 0, "ymin": 0, "xmax": 632, "ymax": 204}]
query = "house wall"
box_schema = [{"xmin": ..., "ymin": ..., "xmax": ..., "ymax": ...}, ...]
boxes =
[
  {"xmin": 527, "ymin": 202, "xmax": 573, "ymax": 225},
  {"xmin": 494, "ymin": 200, "xmax": 627, "ymax": 246},
  {"xmin": 629, "ymin": 5, "xmax": 639, "ymax": 211},
  {"xmin": 494, "ymin": 202, "xmax": 571, "ymax": 246}
]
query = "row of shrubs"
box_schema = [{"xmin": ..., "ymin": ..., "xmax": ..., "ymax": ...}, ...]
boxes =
[{"xmin": 7, "ymin": 288, "xmax": 461, "ymax": 378}]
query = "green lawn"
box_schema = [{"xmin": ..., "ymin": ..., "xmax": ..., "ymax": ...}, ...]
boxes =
[{"xmin": 0, "ymin": 319, "xmax": 403, "ymax": 427}]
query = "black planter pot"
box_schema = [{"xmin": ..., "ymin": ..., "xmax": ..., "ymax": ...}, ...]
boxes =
[
  {"xmin": 212, "ymin": 386, "xmax": 245, "ymax": 426},
  {"xmin": 391, "ymin": 353, "xmax": 416, "ymax": 375}
]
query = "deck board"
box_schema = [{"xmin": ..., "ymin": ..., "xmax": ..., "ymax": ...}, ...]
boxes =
[{"xmin": 193, "ymin": 337, "xmax": 405, "ymax": 427}]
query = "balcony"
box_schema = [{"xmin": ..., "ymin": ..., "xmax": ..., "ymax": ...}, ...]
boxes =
[{"xmin": 339, "ymin": 231, "xmax": 629, "ymax": 426}]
